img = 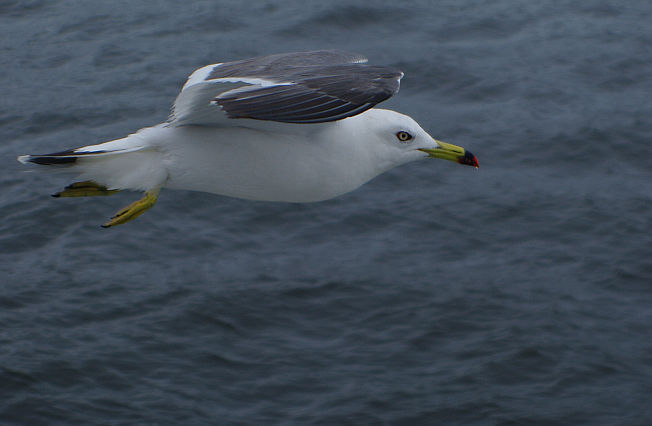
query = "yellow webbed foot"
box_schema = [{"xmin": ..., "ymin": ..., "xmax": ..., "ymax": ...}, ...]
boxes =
[
  {"xmin": 53, "ymin": 181, "xmax": 119, "ymax": 197},
  {"xmin": 102, "ymin": 188, "xmax": 160, "ymax": 228}
]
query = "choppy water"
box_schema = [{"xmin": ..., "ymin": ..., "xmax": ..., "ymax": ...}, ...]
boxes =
[{"xmin": 2, "ymin": 1, "xmax": 652, "ymax": 424}]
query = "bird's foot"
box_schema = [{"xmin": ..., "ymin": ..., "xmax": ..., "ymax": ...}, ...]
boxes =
[
  {"xmin": 102, "ymin": 188, "xmax": 160, "ymax": 228},
  {"xmin": 52, "ymin": 181, "xmax": 119, "ymax": 197}
]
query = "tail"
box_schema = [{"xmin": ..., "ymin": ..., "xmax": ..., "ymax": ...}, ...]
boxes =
[
  {"xmin": 17, "ymin": 146, "xmax": 145, "ymax": 166},
  {"xmin": 17, "ymin": 128, "xmax": 167, "ymax": 192}
]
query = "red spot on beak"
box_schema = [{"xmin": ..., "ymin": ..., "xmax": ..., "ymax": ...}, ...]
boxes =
[{"xmin": 458, "ymin": 151, "xmax": 479, "ymax": 168}]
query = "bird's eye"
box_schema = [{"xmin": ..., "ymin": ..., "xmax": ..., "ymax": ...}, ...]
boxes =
[{"xmin": 396, "ymin": 131, "xmax": 413, "ymax": 142}]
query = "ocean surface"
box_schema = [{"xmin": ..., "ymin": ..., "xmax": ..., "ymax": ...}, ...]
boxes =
[{"xmin": 2, "ymin": 1, "xmax": 652, "ymax": 424}]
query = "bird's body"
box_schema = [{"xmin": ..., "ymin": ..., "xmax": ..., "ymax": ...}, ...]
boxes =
[
  {"xmin": 77, "ymin": 109, "xmax": 425, "ymax": 203},
  {"xmin": 160, "ymin": 114, "xmax": 388, "ymax": 202},
  {"xmin": 18, "ymin": 50, "xmax": 478, "ymax": 227}
]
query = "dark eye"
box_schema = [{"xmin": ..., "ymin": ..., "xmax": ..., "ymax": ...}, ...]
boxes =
[{"xmin": 396, "ymin": 131, "xmax": 413, "ymax": 142}]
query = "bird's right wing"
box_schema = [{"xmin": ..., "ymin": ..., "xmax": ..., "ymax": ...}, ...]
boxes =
[{"xmin": 168, "ymin": 50, "xmax": 403, "ymax": 127}]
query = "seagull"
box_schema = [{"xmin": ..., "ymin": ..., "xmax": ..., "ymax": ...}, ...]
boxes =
[{"xmin": 18, "ymin": 50, "xmax": 478, "ymax": 228}]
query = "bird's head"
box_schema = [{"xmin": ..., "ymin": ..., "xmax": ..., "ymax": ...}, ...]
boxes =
[{"xmin": 359, "ymin": 109, "xmax": 479, "ymax": 170}]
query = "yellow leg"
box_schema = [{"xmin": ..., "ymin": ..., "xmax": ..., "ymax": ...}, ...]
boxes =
[
  {"xmin": 102, "ymin": 188, "xmax": 161, "ymax": 228},
  {"xmin": 53, "ymin": 181, "xmax": 119, "ymax": 197}
]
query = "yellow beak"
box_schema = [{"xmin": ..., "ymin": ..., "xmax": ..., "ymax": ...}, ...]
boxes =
[{"xmin": 418, "ymin": 140, "xmax": 479, "ymax": 168}]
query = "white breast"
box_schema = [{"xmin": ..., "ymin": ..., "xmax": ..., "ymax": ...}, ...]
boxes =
[{"xmin": 158, "ymin": 121, "xmax": 381, "ymax": 202}]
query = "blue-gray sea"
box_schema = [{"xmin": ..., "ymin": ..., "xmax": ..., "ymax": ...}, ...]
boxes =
[{"xmin": 2, "ymin": 1, "xmax": 652, "ymax": 424}]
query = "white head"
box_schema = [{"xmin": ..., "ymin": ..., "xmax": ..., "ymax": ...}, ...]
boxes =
[{"xmin": 347, "ymin": 108, "xmax": 478, "ymax": 176}]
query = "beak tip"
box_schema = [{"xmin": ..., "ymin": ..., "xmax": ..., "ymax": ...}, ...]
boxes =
[{"xmin": 458, "ymin": 150, "xmax": 479, "ymax": 168}]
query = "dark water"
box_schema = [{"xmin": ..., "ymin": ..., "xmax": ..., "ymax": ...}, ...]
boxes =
[{"xmin": 2, "ymin": 1, "xmax": 652, "ymax": 424}]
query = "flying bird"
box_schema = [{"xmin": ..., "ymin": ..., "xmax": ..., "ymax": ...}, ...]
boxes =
[{"xmin": 18, "ymin": 50, "xmax": 478, "ymax": 227}]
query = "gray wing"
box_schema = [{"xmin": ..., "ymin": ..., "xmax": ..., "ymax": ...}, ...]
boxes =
[{"xmin": 169, "ymin": 50, "xmax": 403, "ymax": 126}]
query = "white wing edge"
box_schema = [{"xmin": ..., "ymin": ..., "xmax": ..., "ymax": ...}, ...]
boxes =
[
  {"xmin": 172, "ymin": 65, "xmax": 297, "ymax": 127},
  {"xmin": 182, "ymin": 63, "xmax": 292, "ymax": 92},
  {"xmin": 181, "ymin": 63, "xmax": 221, "ymax": 90}
]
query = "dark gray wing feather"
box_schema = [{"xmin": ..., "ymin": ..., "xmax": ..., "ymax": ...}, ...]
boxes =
[
  {"xmin": 215, "ymin": 65, "xmax": 401, "ymax": 123},
  {"xmin": 170, "ymin": 50, "xmax": 403, "ymax": 126},
  {"xmin": 207, "ymin": 50, "xmax": 368, "ymax": 77}
]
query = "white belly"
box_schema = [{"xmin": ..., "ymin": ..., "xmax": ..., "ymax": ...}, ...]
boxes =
[{"xmin": 159, "ymin": 125, "xmax": 375, "ymax": 202}]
